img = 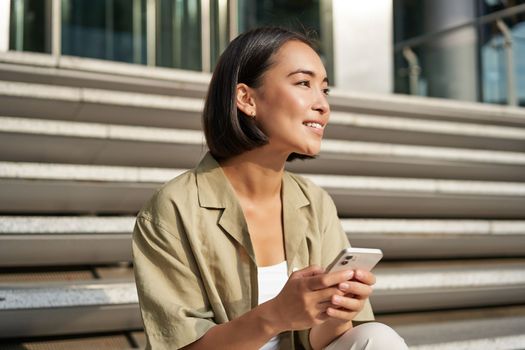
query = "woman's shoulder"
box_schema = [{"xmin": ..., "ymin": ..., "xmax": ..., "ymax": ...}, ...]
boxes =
[{"xmin": 138, "ymin": 169, "xmax": 198, "ymax": 220}]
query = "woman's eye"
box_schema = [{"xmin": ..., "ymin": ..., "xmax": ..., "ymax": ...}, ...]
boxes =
[
  {"xmin": 297, "ymin": 80, "xmax": 310, "ymax": 87},
  {"xmin": 323, "ymin": 88, "xmax": 330, "ymax": 96}
]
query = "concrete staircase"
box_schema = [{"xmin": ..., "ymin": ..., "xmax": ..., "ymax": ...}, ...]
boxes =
[{"xmin": 1, "ymin": 51, "xmax": 525, "ymax": 349}]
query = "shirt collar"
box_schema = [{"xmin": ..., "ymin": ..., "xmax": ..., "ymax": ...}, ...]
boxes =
[
  {"xmin": 195, "ymin": 152, "xmax": 310, "ymax": 268},
  {"xmin": 195, "ymin": 152, "xmax": 310, "ymax": 210},
  {"xmin": 195, "ymin": 152, "xmax": 236, "ymax": 209}
]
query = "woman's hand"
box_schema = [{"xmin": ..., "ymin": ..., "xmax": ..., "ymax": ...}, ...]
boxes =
[
  {"xmin": 308, "ymin": 269, "xmax": 376, "ymax": 350},
  {"xmin": 267, "ymin": 265, "xmax": 354, "ymax": 332},
  {"xmin": 326, "ymin": 269, "xmax": 376, "ymax": 322}
]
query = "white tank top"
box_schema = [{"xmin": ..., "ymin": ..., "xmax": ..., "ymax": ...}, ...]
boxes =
[{"xmin": 257, "ymin": 261, "xmax": 288, "ymax": 350}]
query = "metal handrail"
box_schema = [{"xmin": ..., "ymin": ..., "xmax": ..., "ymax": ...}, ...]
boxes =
[
  {"xmin": 496, "ymin": 20, "xmax": 518, "ymax": 106},
  {"xmin": 394, "ymin": 3, "xmax": 525, "ymax": 52},
  {"xmin": 396, "ymin": 3, "xmax": 525, "ymax": 105}
]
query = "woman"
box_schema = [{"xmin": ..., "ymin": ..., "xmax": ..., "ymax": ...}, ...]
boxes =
[{"xmin": 133, "ymin": 27, "xmax": 408, "ymax": 350}]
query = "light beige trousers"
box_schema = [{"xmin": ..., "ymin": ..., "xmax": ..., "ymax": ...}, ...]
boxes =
[{"xmin": 324, "ymin": 322, "xmax": 408, "ymax": 350}]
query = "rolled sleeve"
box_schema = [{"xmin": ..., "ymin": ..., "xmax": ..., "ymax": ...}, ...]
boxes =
[{"xmin": 133, "ymin": 215, "xmax": 216, "ymax": 349}]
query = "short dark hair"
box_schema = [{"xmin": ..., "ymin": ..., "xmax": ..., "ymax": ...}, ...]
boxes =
[{"xmin": 202, "ymin": 26, "xmax": 320, "ymax": 161}]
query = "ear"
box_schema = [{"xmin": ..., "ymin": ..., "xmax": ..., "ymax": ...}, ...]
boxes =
[{"xmin": 235, "ymin": 83, "xmax": 256, "ymax": 117}]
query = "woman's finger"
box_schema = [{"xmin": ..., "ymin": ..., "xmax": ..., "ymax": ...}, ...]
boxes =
[
  {"xmin": 353, "ymin": 269, "xmax": 376, "ymax": 286},
  {"xmin": 307, "ymin": 269, "xmax": 354, "ymax": 291},
  {"xmin": 325, "ymin": 306, "xmax": 356, "ymax": 321},
  {"xmin": 331, "ymin": 294, "xmax": 361, "ymax": 312},
  {"xmin": 291, "ymin": 265, "xmax": 324, "ymax": 279},
  {"xmin": 316, "ymin": 299, "xmax": 344, "ymax": 312},
  {"xmin": 338, "ymin": 281, "xmax": 373, "ymax": 299},
  {"xmin": 311, "ymin": 286, "xmax": 345, "ymax": 306}
]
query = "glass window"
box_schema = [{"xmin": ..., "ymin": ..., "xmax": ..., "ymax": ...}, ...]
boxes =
[
  {"xmin": 238, "ymin": 0, "xmax": 321, "ymax": 38},
  {"xmin": 236, "ymin": 0, "xmax": 332, "ymax": 80},
  {"xmin": 61, "ymin": 0, "xmax": 147, "ymax": 64},
  {"xmin": 393, "ymin": 0, "xmax": 424, "ymax": 96},
  {"xmin": 394, "ymin": 0, "xmax": 525, "ymax": 106},
  {"xmin": 9, "ymin": 0, "xmax": 52, "ymax": 53},
  {"xmin": 210, "ymin": 0, "xmax": 229, "ymax": 69},
  {"xmin": 478, "ymin": 0, "xmax": 525, "ymax": 106},
  {"xmin": 156, "ymin": 0, "xmax": 202, "ymax": 71}
]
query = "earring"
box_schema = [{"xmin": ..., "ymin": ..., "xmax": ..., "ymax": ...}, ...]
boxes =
[{"xmin": 251, "ymin": 111, "xmax": 256, "ymax": 120}]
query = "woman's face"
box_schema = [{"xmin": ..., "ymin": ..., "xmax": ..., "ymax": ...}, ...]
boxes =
[{"xmin": 251, "ymin": 40, "xmax": 330, "ymax": 157}]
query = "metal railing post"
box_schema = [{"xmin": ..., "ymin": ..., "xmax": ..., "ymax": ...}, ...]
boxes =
[
  {"xmin": 15, "ymin": 0, "xmax": 25, "ymax": 51},
  {"xmin": 402, "ymin": 46, "xmax": 421, "ymax": 96},
  {"xmin": 228, "ymin": 0, "xmax": 238, "ymax": 42},
  {"xmin": 201, "ymin": 0, "xmax": 211, "ymax": 72},
  {"xmin": 496, "ymin": 19, "xmax": 517, "ymax": 106},
  {"xmin": 146, "ymin": 0, "xmax": 156, "ymax": 66},
  {"xmin": 51, "ymin": 0, "xmax": 61, "ymax": 59},
  {"xmin": 132, "ymin": 0, "xmax": 143, "ymax": 64},
  {"xmin": 105, "ymin": 0, "xmax": 114, "ymax": 60}
]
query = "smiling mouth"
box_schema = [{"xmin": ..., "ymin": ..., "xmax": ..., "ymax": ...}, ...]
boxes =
[{"xmin": 303, "ymin": 122, "xmax": 323, "ymax": 129}]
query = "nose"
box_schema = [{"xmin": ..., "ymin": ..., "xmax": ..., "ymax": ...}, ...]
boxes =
[{"xmin": 312, "ymin": 90, "xmax": 330, "ymax": 116}]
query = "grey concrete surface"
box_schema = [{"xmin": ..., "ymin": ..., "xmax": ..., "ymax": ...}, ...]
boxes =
[
  {"xmin": 1, "ymin": 216, "xmax": 524, "ymax": 265},
  {"xmin": 379, "ymin": 305, "xmax": 525, "ymax": 349},
  {"xmin": 329, "ymin": 88, "xmax": 525, "ymax": 126},
  {"xmin": 2, "ymin": 162, "xmax": 525, "ymax": 216},
  {"xmin": 0, "ymin": 81, "xmax": 204, "ymax": 129},
  {"xmin": 2, "ymin": 116, "xmax": 525, "ymax": 180}
]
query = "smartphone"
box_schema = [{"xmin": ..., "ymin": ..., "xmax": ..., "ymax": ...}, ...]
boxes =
[{"xmin": 325, "ymin": 247, "xmax": 383, "ymax": 273}]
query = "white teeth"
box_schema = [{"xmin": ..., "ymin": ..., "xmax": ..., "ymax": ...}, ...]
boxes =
[{"xmin": 304, "ymin": 122, "xmax": 322, "ymax": 129}]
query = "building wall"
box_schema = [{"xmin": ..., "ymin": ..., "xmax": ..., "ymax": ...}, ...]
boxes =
[
  {"xmin": 332, "ymin": 0, "xmax": 393, "ymax": 94},
  {"xmin": 0, "ymin": 1, "xmax": 10, "ymax": 52}
]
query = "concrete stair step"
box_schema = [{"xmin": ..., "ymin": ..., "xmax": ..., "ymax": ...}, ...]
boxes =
[
  {"xmin": 345, "ymin": 219, "xmax": 525, "ymax": 259},
  {"xmin": 1, "ymin": 260, "xmax": 524, "ymax": 338},
  {"xmin": 2, "ymin": 82, "xmax": 525, "ymax": 153},
  {"xmin": 296, "ymin": 139, "xmax": 525, "ymax": 180},
  {"xmin": 313, "ymin": 174, "xmax": 525, "ymax": 218},
  {"xmin": 0, "ymin": 50, "xmax": 210, "ymax": 98},
  {"xmin": 329, "ymin": 89, "xmax": 525, "ymax": 127},
  {"xmin": 327, "ymin": 112, "xmax": 525, "ymax": 152},
  {"xmin": 1, "ymin": 162, "xmax": 525, "ymax": 217},
  {"xmin": 410, "ymin": 335, "xmax": 525, "ymax": 350},
  {"xmin": 372, "ymin": 258, "xmax": 525, "ymax": 313},
  {"xmin": 0, "ymin": 265, "xmax": 134, "ymax": 283},
  {"xmin": 371, "ymin": 259, "xmax": 525, "ymax": 313},
  {"xmin": 0, "ymin": 281, "xmax": 141, "ymax": 338},
  {"xmin": 377, "ymin": 304, "xmax": 525, "ymax": 349},
  {"xmin": 0, "ymin": 331, "xmax": 140, "ymax": 349},
  {"xmin": 0, "ymin": 116, "xmax": 207, "ymax": 169},
  {"xmin": 2, "ymin": 116, "xmax": 525, "ymax": 180},
  {"xmin": 3, "ymin": 305, "xmax": 524, "ymax": 349},
  {"xmin": 130, "ymin": 331, "xmax": 146, "ymax": 349},
  {"xmin": 2, "ymin": 52, "xmax": 525, "ymax": 128},
  {"xmin": 0, "ymin": 162, "xmax": 183, "ymax": 214},
  {"xmin": 1, "ymin": 216, "xmax": 524, "ymax": 266},
  {"xmin": 0, "ymin": 81, "xmax": 203, "ymax": 130},
  {"xmin": 0, "ymin": 216, "xmax": 134, "ymax": 266}
]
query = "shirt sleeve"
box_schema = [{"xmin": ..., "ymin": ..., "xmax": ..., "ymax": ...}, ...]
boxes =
[{"xmin": 132, "ymin": 215, "xmax": 216, "ymax": 349}]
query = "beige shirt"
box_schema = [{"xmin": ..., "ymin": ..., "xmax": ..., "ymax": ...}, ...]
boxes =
[{"xmin": 133, "ymin": 153, "xmax": 374, "ymax": 350}]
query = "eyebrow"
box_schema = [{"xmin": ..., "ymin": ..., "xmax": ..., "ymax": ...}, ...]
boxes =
[{"xmin": 287, "ymin": 69, "xmax": 329, "ymax": 85}]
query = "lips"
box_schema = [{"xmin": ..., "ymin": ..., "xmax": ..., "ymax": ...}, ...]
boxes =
[
  {"xmin": 303, "ymin": 121, "xmax": 323, "ymax": 129},
  {"xmin": 302, "ymin": 120, "xmax": 325, "ymax": 136}
]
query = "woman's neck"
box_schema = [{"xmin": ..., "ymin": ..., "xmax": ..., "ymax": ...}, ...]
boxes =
[{"xmin": 218, "ymin": 148, "xmax": 288, "ymax": 201}]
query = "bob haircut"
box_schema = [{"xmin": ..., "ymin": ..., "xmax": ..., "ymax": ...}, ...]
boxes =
[{"xmin": 203, "ymin": 26, "xmax": 321, "ymax": 161}]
